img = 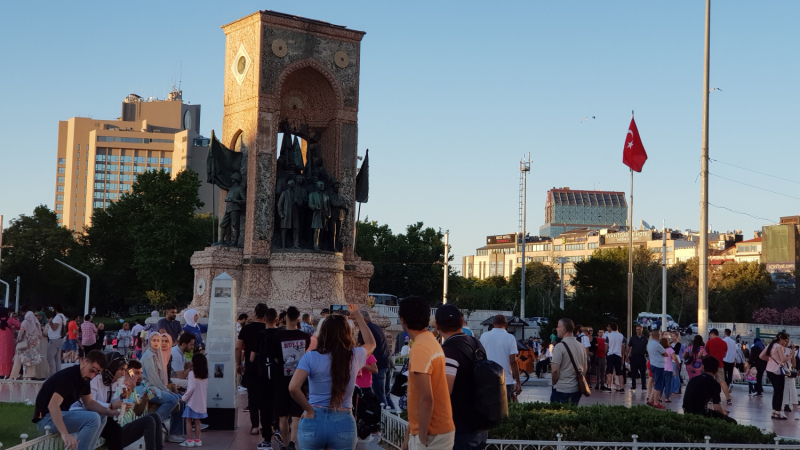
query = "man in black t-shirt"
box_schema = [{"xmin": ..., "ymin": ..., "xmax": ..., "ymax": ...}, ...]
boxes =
[
  {"xmin": 683, "ymin": 356, "xmax": 736, "ymax": 423},
  {"xmin": 625, "ymin": 324, "xmax": 649, "ymax": 392},
  {"xmin": 435, "ymin": 304, "xmax": 489, "ymax": 450},
  {"xmin": 263, "ymin": 306, "xmax": 310, "ymax": 450},
  {"xmin": 254, "ymin": 308, "xmax": 280, "ymax": 449},
  {"xmin": 156, "ymin": 304, "xmax": 182, "ymax": 344},
  {"xmin": 237, "ymin": 303, "xmax": 269, "ymax": 441},
  {"xmin": 32, "ymin": 350, "xmax": 118, "ymax": 450}
]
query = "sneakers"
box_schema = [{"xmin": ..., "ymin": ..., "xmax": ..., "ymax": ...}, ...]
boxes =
[
  {"xmin": 196, "ymin": 441, "xmax": 203, "ymax": 447},
  {"xmin": 243, "ymin": 406, "xmax": 250, "ymax": 413},
  {"xmin": 602, "ymin": 387, "xmax": 612, "ymax": 393},
  {"xmin": 167, "ymin": 435, "xmax": 186, "ymax": 443},
  {"xmin": 795, "ymin": 412, "xmax": 800, "ymax": 421},
  {"xmin": 257, "ymin": 439, "xmax": 273, "ymax": 450},
  {"xmin": 180, "ymin": 440, "xmax": 195, "ymax": 447},
  {"xmin": 617, "ymin": 389, "xmax": 625, "ymax": 394}
]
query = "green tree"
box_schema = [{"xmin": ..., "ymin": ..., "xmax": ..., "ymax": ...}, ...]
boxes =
[
  {"xmin": 709, "ymin": 261, "xmax": 774, "ymax": 322},
  {"xmin": 667, "ymin": 259, "xmax": 698, "ymax": 325},
  {"xmin": 356, "ymin": 219, "xmax": 451, "ymax": 302},
  {"xmin": 509, "ymin": 262, "xmax": 560, "ymax": 317},
  {"xmin": 82, "ymin": 169, "xmax": 208, "ymax": 308},
  {"xmin": 0, "ymin": 206, "xmax": 83, "ymax": 308}
]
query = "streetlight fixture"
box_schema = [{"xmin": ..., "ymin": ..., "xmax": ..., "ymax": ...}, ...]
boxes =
[
  {"xmin": 556, "ymin": 257, "xmax": 568, "ymax": 309},
  {"xmin": 55, "ymin": 259, "xmax": 90, "ymax": 315}
]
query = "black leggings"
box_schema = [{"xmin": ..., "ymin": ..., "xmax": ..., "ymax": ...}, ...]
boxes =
[
  {"xmin": 101, "ymin": 413, "xmax": 163, "ymax": 450},
  {"xmin": 767, "ymin": 371, "xmax": 785, "ymax": 412}
]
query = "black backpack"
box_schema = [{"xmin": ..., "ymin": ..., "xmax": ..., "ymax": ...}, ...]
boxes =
[
  {"xmin": 443, "ymin": 335, "xmax": 508, "ymax": 430},
  {"xmin": 354, "ymin": 387, "xmax": 382, "ymax": 439}
]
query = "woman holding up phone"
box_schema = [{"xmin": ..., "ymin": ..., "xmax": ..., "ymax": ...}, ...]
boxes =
[{"xmin": 289, "ymin": 304, "xmax": 375, "ymax": 450}]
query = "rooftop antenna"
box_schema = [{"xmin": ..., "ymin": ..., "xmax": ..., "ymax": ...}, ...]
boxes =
[{"xmin": 179, "ymin": 61, "xmax": 182, "ymax": 91}]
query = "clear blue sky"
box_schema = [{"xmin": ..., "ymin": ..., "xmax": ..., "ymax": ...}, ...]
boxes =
[{"xmin": 1, "ymin": 1, "xmax": 799, "ymax": 272}]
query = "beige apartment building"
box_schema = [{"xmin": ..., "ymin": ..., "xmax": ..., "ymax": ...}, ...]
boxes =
[{"xmin": 54, "ymin": 89, "xmax": 212, "ymax": 232}]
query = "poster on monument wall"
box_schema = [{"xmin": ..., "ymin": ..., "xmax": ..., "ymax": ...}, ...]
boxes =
[{"xmin": 206, "ymin": 273, "xmax": 238, "ymax": 423}]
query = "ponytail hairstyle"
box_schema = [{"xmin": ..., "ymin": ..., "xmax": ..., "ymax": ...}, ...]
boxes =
[
  {"xmin": 767, "ymin": 332, "xmax": 790, "ymax": 357},
  {"xmin": 314, "ymin": 314, "xmax": 353, "ymax": 408}
]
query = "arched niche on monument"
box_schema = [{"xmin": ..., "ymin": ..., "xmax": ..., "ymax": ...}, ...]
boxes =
[{"xmin": 272, "ymin": 63, "xmax": 343, "ymax": 251}]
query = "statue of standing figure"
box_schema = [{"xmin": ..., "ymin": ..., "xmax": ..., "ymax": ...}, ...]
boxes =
[
  {"xmin": 308, "ymin": 181, "xmax": 331, "ymax": 250},
  {"xmin": 277, "ymin": 179, "xmax": 301, "ymax": 248},
  {"xmin": 327, "ymin": 178, "xmax": 349, "ymax": 252},
  {"xmin": 218, "ymin": 172, "xmax": 246, "ymax": 245}
]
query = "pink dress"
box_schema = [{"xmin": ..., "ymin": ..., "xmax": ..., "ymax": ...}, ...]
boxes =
[{"xmin": 0, "ymin": 319, "xmax": 21, "ymax": 377}]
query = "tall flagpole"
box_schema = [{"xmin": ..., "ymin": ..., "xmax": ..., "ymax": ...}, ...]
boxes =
[
  {"xmin": 698, "ymin": 0, "xmax": 711, "ymax": 340},
  {"xmin": 627, "ymin": 166, "xmax": 634, "ymax": 342}
]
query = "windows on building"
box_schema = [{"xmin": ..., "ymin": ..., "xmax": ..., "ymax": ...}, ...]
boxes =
[
  {"xmin": 56, "ymin": 213, "xmax": 62, "ymax": 220},
  {"xmin": 93, "ymin": 201, "xmax": 104, "ymax": 208},
  {"xmin": 107, "ymin": 156, "xmax": 119, "ymax": 163},
  {"xmin": 477, "ymin": 249, "xmax": 488, "ymax": 256},
  {"xmin": 55, "ymin": 204, "xmax": 63, "ymax": 211},
  {"xmin": 57, "ymin": 186, "xmax": 64, "ymax": 192},
  {"xmin": 105, "ymin": 183, "xmax": 118, "ymax": 190},
  {"xmin": 107, "ymin": 174, "xmax": 118, "ymax": 181},
  {"xmin": 565, "ymin": 244, "xmax": 585, "ymax": 251},
  {"xmin": 121, "ymin": 156, "xmax": 133, "ymax": 163},
  {"xmin": 151, "ymin": 139, "xmax": 174, "ymax": 144},
  {"xmin": 134, "ymin": 166, "xmax": 145, "ymax": 173},
  {"xmin": 106, "ymin": 192, "xmax": 118, "ymax": 200},
  {"xmin": 94, "ymin": 182, "xmax": 105, "ymax": 189},
  {"xmin": 566, "ymin": 256, "xmax": 584, "ymax": 263},
  {"xmin": 134, "ymin": 156, "xmax": 146, "ymax": 163},
  {"xmin": 497, "ymin": 261, "xmax": 504, "ymax": 276},
  {"xmin": 588, "ymin": 243, "xmax": 599, "ymax": 249},
  {"xmin": 95, "ymin": 173, "xmax": 105, "ymax": 180},
  {"xmin": 553, "ymin": 245, "xmax": 562, "ymax": 252},
  {"xmin": 96, "ymin": 154, "xmax": 106, "ymax": 162},
  {"xmin": 94, "ymin": 192, "xmax": 104, "ymax": 199},
  {"xmin": 57, "ymin": 176, "xmax": 65, "ymax": 183},
  {"xmin": 120, "ymin": 175, "xmax": 132, "ymax": 182},
  {"xmin": 489, "ymin": 262, "xmax": 497, "ymax": 277},
  {"xmin": 120, "ymin": 165, "xmax": 132, "ymax": 172},
  {"xmin": 106, "ymin": 164, "xmax": 119, "ymax": 171},
  {"xmin": 525, "ymin": 243, "xmax": 551, "ymax": 252},
  {"xmin": 119, "ymin": 184, "xmax": 131, "ymax": 191},
  {"xmin": 56, "ymin": 195, "xmax": 64, "ymax": 201},
  {"xmin": 161, "ymin": 158, "xmax": 172, "ymax": 164},
  {"xmin": 96, "ymin": 164, "xmax": 106, "ymax": 171},
  {"xmin": 163, "ymin": 167, "xmax": 171, "ymax": 174},
  {"xmin": 565, "ymin": 268, "xmax": 577, "ymax": 275},
  {"xmin": 58, "ymin": 167, "xmax": 65, "ymax": 174},
  {"xmin": 58, "ymin": 158, "xmax": 66, "ymax": 165},
  {"xmin": 147, "ymin": 157, "xmax": 159, "ymax": 164}
]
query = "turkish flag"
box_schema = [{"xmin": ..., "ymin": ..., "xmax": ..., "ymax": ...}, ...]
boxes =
[{"xmin": 622, "ymin": 117, "xmax": 648, "ymax": 172}]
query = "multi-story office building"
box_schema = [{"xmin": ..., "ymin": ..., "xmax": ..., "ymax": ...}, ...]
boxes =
[
  {"xmin": 539, "ymin": 188, "xmax": 628, "ymax": 238},
  {"xmin": 762, "ymin": 216, "xmax": 800, "ymax": 289},
  {"xmin": 53, "ymin": 89, "xmax": 212, "ymax": 232}
]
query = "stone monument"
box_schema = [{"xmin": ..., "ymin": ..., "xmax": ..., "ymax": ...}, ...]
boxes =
[{"xmin": 189, "ymin": 11, "xmax": 373, "ymax": 318}]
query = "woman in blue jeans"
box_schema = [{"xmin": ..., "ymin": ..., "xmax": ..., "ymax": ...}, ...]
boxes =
[{"xmin": 289, "ymin": 305, "xmax": 376, "ymax": 450}]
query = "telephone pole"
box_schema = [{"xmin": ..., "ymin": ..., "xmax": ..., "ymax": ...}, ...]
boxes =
[
  {"xmin": 442, "ymin": 232, "xmax": 449, "ymax": 305},
  {"xmin": 698, "ymin": 0, "xmax": 711, "ymax": 339}
]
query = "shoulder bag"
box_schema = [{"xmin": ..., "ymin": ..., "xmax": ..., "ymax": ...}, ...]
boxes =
[{"xmin": 560, "ymin": 341, "xmax": 591, "ymax": 397}]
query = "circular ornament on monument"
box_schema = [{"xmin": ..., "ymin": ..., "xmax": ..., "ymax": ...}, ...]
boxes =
[
  {"xmin": 196, "ymin": 278, "xmax": 206, "ymax": 296},
  {"xmin": 237, "ymin": 56, "xmax": 247, "ymax": 74},
  {"xmin": 334, "ymin": 51, "xmax": 349, "ymax": 68},
  {"xmin": 272, "ymin": 39, "xmax": 288, "ymax": 57}
]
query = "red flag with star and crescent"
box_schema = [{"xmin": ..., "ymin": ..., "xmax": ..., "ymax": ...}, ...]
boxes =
[{"xmin": 622, "ymin": 117, "xmax": 647, "ymax": 172}]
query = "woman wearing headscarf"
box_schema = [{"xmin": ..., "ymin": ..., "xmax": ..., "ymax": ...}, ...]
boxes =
[
  {"xmin": 0, "ymin": 307, "xmax": 21, "ymax": 378},
  {"xmin": 182, "ymin": 310, "xmax": 208, "ymax": 351},
  {"xmin": 9, "ymin": 311, "xmax": 43, "ymax": 379},
  {"xmin": 750, "ymin": 338, "xmax": 767, "ymax": 396},
  {"xmin": 70, "ymin": 352, "xmax": 164, "ymax": 450},
  {"xmin": 141, "ymin": 333, "xmax": 185, "ymax": 442}
]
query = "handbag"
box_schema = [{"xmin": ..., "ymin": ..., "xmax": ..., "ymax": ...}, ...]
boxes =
[
  {"xmin": 16, "ymin": 340, "xmax": 28, "ymax": 351},
  {"xmin": 560, "ymin": 341, "xmax": 591, "ymax": 397}
]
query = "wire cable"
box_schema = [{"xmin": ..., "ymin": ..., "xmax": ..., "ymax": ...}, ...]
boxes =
[
  {"xmin": 710, "ymin": 158, "xmax": 800, "ymax": 186},
  {"xmin": 707, "ymin": 203, "xmax": 776, "ymax": 223},
  {"xmin": 709, "ymin": 173, "xmax": 800, "ymax": 200}
]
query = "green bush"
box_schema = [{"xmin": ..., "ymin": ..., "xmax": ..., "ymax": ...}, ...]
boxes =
[{"xmin": 401, "ymin": 402, "xmax": 775, "ymax": 444}]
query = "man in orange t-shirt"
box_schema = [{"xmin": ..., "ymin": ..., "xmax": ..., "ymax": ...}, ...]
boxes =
[{"xmin": 399, "ymin": 296, "xmax": 455, "ymax": 450}]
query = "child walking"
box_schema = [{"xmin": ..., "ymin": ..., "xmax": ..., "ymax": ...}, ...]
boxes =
[
  {"xmin": 181, "ymin": 353, "xmax": 209, "ymax": 447},
  {"xmin": 746, "ymin": 366, "xmax": 758, "ymax": 395}
]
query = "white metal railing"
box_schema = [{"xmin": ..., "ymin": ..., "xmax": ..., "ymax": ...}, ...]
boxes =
[
  {"xmin": 0, "ymin": 380, "xmax": 43, "ymax": 403},
  {"xmin": 2, "ymin": 426, "xmax": 63, "ymax": 450},
  {"xmin": 380, "ymin": 410, "xmax": 800, "ymax": 450},
  {"xmin": 371, "ymin": 305, "xmax": 438, "ymax": 317}
]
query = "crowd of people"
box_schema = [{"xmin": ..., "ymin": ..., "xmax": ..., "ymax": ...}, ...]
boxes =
[{"xmin": 9, "ymin": 296, "xmax": 800, "ymax": 450}]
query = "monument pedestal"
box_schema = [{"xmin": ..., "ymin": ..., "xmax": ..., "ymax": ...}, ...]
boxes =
[{"xmin": 190, "ymin": 247, "xmax": 373, "ymax": 317}]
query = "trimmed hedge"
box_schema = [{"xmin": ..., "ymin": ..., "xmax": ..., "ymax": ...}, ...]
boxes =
[{"xmin": 402, "ymin": 402, "xmax": 776, "ymax": 444}]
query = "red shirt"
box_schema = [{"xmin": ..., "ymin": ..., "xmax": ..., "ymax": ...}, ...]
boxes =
[
  {"xmin": 705, "ymin": 337, "xmax": 727, "ymax": 365},
  {"xmin": 596, "ymin": 338, "xmax": 606, "ymax": 358}
]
